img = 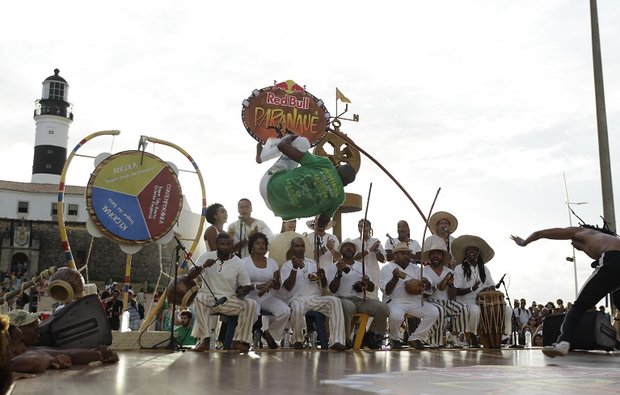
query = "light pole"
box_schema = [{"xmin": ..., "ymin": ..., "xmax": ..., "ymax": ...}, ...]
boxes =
[{"xmin": 563, "ymin": 173, "xmax": 588, "ymax": 299}]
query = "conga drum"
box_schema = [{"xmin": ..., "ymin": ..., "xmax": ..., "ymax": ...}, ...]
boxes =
[
  {"xmin": 48, "ymin": 267, "xmax": 85, "ymax": 303},
  {"xmin": 476, "ymin": 290, "xmax": 505, "ymax": 348}
]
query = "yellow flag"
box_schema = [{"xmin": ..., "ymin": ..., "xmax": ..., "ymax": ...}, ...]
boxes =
[{"xmin": 336, "ymin": 88, "xmax": 351, "ymax": 104}]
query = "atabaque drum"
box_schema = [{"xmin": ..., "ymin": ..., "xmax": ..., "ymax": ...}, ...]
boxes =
[
  {"xmin": 476, "ymin": 290, "xmax": 505, "ymax": 349},
  {"xmin": 166, "ymin": 266, "xmax": 202, "ymax": 308},
  {"xmin": 48, "ymin": 267, "xmax": 85, "ymax": 303}
]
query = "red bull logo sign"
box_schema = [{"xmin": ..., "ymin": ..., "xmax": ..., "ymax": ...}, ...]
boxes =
[{"xmin": 241, "ymin": 80, "xmax": 330, "ymax": 146}]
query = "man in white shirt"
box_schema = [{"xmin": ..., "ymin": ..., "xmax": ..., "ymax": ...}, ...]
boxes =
[
  {"xmin": 191, "ymin": 234, "xmax": 256, "ymax": 353},
  {"xmin": 380, "ymin": 242, "xmax": 440, "ymax": 349},
  {"xmin": 385, "ymin": 220, "xmax": 421, "ymax": 263},
  {"xmin": 306, "ymin": 218, "xmax": 341, "ymax": 270},
  {"xmin": 279, "ymin": 237, "xmax": 347, "ymax": 350},
  {"xmin": 424, "ymin": 211, "xmax": 458, "ymax": 268},
  {"xmin": 325, "ymin": 239, "xmax": 389, "ymax": 349},
  {"xmin": 423, "ymin": 242, "xmax": 468, "ymax": 347},
  {"xmin": 228, "ymin": 198, "xmax": 275, "ymax": 258},
  {"xmin": 353, "ymin": 219, "xmax": 386, "ymax": 300}
]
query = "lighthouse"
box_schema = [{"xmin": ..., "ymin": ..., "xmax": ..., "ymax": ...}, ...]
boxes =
[{"xmin": 31, "ymin": 68, "xmax": 73, "ymax": 184}]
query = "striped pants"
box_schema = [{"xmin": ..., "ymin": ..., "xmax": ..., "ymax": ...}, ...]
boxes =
[
  {"xmin": 289, "ymin": 295, "xmax": 346, "ymax": 346},
  {"xmin": 427, "ymin": 299, "xmax": 469, "ymax": 346},
  {"xmin": 192, "ymin": 293, "xmax": 257, "ymax": 344}
]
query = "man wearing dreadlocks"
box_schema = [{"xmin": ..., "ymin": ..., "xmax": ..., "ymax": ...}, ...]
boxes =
[
  {"xmin": 452, "ymin": 235, "xmax": 512, "ymax": 347},
  {"xmin": 511, "ymin": 223, "xmax": 620, "ymax": 358}
]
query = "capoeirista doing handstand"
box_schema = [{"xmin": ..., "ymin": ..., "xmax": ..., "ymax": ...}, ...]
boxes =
[{"xmin": 257, "ymin": 133, "xmax": 356, "ymax": 228}]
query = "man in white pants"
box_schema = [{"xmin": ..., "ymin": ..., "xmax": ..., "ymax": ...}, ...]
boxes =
[
  {"xmin": 279, "ymin": 236, "xmax": 347, "ymax": 350},
  {"xmin": 423, "ymin": 242, "xmax": 469, "ymax": 348},
  {"xmin": 192, "ymin": 234, "xmax": 256, "ymax": 353},
  {"xmin": 380, "ymin": 242, "xmax": 440, "ymax": 349}
]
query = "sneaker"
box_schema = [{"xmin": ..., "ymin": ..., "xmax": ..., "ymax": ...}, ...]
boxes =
[{"xmin": 542, "ymin": 341, "xmax": 570, "ymax": 358}]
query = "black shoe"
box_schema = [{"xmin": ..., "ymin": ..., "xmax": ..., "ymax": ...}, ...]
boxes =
[
  {"xmin": 391, "ymin": 339, "xmax": 403, "ymax": 350},
  {"xmin": 363, "ymin": 332, "xmax": 381, "ymax": 350},
  {"xmin": 409, "ymin": 339, "xmax": 425, "ymax": 350}
]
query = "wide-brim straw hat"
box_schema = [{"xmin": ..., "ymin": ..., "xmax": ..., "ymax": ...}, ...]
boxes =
[
  {"xmin": 338, "ymin": 238, "xmax": 358, "ymax": 254},
  {"xmin": 421, "ymin": 241, "xmax": 453, "ymax": 266},
  {"xmin": 451, "ymin": 235, "xmax": 495, "ymax": 264},
  {"xmin": 428, "ymin": 211, "xmax": 458, "ymax": 234},
  {"xmin": 306, "ymin": 218, "xmax": 336, "ymax": 230}
]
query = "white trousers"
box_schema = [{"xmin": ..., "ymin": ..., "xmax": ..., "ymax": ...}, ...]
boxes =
[
  {"xmin": 388, "ymin": 300, "xmax": 440, "ymax": 342},
  {"xmin": 289, "ymin": 295, "xmax": 345, "ymax": 346},
  {"xmin": 247, "ymin": 292, "xmax": 291, "ymax": 340}
]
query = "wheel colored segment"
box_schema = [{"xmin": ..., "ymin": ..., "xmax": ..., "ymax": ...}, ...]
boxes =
[{"xmin": 86, "ymin": 150, "xmax": 183, "ymax": 244}]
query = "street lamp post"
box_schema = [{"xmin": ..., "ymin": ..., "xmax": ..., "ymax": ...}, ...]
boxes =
[{"xmin": 563, "ymin": 173, "xmax": 588, "ymax": 300}]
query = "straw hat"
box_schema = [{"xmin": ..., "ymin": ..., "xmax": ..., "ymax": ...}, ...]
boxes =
[
  {"xmin": 306, "ymin": 218, "xmax": 335, "ymax": 230},
  {"xmin": 428, "ymin": 211, "xmax": 458, "ymax": 234},
  {"xmin": 338, "ymin": 238, "xmax": 358, "ymax": 254},
  {"xmin": 451, "ymin": 235, "xmax": 495, "ymax": 264},
  {"xmin": 7, "ymin": 309, "xmax": 39, "ymax": 327},
  {"xmin": 392, "ymin": 241, "xmax": 412, "ymax": 254},
  {"xmin": 421, "ymin": 242, "xmax": 453, "ymax": 266}
]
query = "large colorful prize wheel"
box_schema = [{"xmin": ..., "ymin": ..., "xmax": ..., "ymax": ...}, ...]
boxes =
[{"xmin": 85, "ymin": 150, "xmax": 183, "ymax": 245}]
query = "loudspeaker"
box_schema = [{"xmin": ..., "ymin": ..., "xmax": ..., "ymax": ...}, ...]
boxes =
[
  {"xmin": 38, "ymin": 294, "xmax": 112, "ymax": 348},
  {"xmin": 543, "ymin": 311, "xmax": 618, "ymax": 351}
]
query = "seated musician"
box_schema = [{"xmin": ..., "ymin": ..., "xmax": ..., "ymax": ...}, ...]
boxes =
[
  {"xmin": 379, "ymin": 242, "xmax": 440, "ymax": 350},
  {"xmin": 325, "ymin": 239, "xmax": 389, "ymax": 349},
  {"xmin": 278, "ymin": 237, "xmax": 347, "ymax": 351},
  {"xmin": 422, "ymin": 242, "xmax": 469, "ymax": 348},
  {"xmin": 192, "ymin": 234, "xmax": 256, "ymax": 353},
  {"xmin": 452, "ymin": 235, "xmax": 512, "ymax": 347},
  {"xmin": 256, "ymin": 133, "xmax": 356, "ymax": 229}
]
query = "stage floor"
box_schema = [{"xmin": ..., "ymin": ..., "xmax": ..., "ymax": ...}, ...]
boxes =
[{"xmin": 11, "ymin": 348, "xmax": 620, "ymax": 395}]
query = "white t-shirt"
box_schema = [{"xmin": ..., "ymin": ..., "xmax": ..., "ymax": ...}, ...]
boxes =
[
  {"xmin": 306, "ymin": 231, "xmax": 340, "ymax": 269},
  {"xmin": 195, "ymin": 251, "xmax": 250, "ymax": 300},
  {"xmin": 325, "ymin": 261, "xmax": 366, "ymax": 298},
  {"xmin": 380, "ymin": 262, "xmax": 431, "ymax": 305},
  {"xmin": 279, "ymin": 258, "xmax": 322, "ymax": 302},
  {"xmin": 241, "ymin": 256, "xmax": 280, "ymax": 298},
  {"xmin": 384, "ymin": 238, "xmax": 422, "ymax": 254},
  {"xmin": 425, "ymin": 266, "xmax": 454, "ymax": 302},
  {"xmin": 227, "ymin": 218, "xmax": 275, "ymax": 258},
  {"xmin": 453, "ymin": 263, "xmax": 495, "ymax": 305}
]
